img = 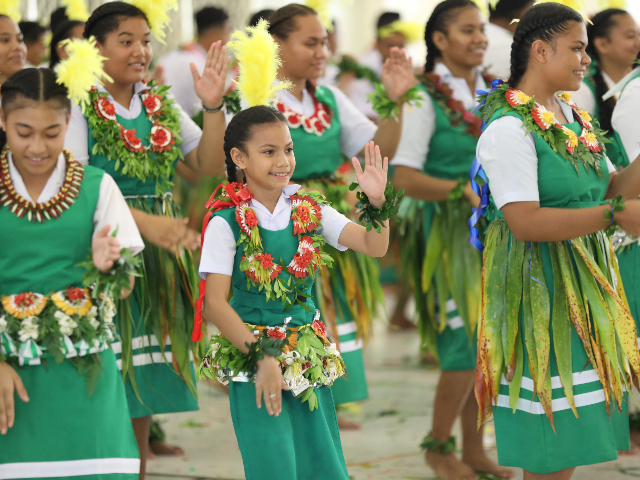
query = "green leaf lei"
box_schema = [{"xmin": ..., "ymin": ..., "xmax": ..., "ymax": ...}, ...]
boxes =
[
  {"xmin": 420, "ymin": 433, "xmax": 457, "ymax": 454},
  {"xmin": 336, "ymin": 55, "xmax": 380, "ymax": 84},
  {"xmin": 349, "ymin": 182, "xmax": 404, "ymax": 233},
  {"xmin": 367, "ymin": 83, "xmax": 423, "ymax": 120},
  {"xmin": 476, "ymin": 83, "xmax": 608, "ymax": 179},
  {"xmin": 603, "ymin": 195, "xmax": 625, "ymax": 236},
  {"xmin": 85, "ymin": 81, "xmax": 184, "ymax": 195}
]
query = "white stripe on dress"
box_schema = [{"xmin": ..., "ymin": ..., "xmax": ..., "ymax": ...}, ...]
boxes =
[
  {"xmin": 111, "ymin": 335, "xmax": 171, "ymax": 355},
  {"xmin": 446, "ymin": 316, "xmax": 464, "ymax": 330},
  {"xmin": 337, "ymin": 321, "xmax": 357, "ymax": 337},
  {"xmin": 115, "ymin": 350, "xmax": 194, "ymax": 370},
  {"xmin": 500, "ymin": 369, "xmax": 601, "ymax": 391},
  {"xmin": 0, "ymin": 458, "xmax": 140, "ymax": 478},
  {"xmin": 495, "ymin": 389, "xmax": 605, "ymax": 414},
  {"xmin": 339, "ymin": 338, "xmax": 363, "ymax": 353}
]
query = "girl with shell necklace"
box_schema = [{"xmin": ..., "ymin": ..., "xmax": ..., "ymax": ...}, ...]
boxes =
[
  {"xmin": 63, "ymin": 1, "xmax": 228, "ymax": 477},
  {"xmin": 392, "ymin": 1, "xmax": 513, "ymax": 479},
  {"xmin": 474, "ymin": 1, "xmax": 640, "ymax": 478},
  {"xmin": 261, "ymin": 3, "xmax": 415, "ymax": 419}
]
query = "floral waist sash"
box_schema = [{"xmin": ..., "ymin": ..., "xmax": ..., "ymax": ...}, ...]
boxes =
[
  {"xmin": 0, "ymin": 287, "xmax": 116, "ymax": 366},
  {"xmin": 196, "ymin": 312, "xmax": 346, "ymax": 411}
]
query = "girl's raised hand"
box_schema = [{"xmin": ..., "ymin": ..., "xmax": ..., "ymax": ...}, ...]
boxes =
[
  {"xmin": 380, "ymin": 47, "xmax": 416, "ymax": 103},
  {"xmin": 191, "ymin": 40, "xmax": 231, "ymax": 110},
  {"xmin": 351, "ymin": 141, "xmax": 388, "ymax": 208},
  {"xmin": 93, "ymin": 225, "xmax": 121, "ymax": 273}
]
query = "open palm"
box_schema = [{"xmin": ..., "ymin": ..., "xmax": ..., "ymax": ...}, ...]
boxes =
[
  {"xmin": 380, "ymin": 47, "xmax": 416, "ymax": 102},
  {"xmin": 192, "ymin": 40, "xmax": 231, "ymax": 109},
  {"xmin": 352, "ymin": 141, "xmax": 388, "ymax": 208}
]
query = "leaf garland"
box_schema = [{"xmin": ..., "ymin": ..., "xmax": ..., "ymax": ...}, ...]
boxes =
[
  {"xmin": 368, "ymin": 83, "xmax": 423, "ymax": 120},
  {"xmin": 336, "ymin": 55, "xmax": 380, "ymax": 84},
  {"xmin": 476, "ymin": 83, "xmax": 608, "ymax": 179},
  {"xmin": 348, "ymin": 182, "xmax": 403, "ymax": 233},
  {"xmin": 85, "ymin": 82, "xmax": 184, "ymax": 195}
]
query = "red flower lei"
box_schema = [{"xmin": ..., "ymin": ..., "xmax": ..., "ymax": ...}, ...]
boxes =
[
  {"xmin": 275, "ymin": 94, "xmax": 332, "ymax": 136},
  {"xmin": 0, "ymin": 147, "xmax": 84, "ymax": 222}
]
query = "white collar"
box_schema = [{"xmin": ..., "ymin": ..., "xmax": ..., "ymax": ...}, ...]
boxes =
[
  {"xmin": 250, "ymin": 184, "xmax": 301, "ymax": 218},
  {"xmin": 7, "ymin": 151, "xmax": 66, "ymax": 203},
  {"xmin": 96, "ymin": 81, "xmax": 149, "ymax": 109}
]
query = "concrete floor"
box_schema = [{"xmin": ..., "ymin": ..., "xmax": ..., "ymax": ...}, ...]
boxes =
[{"xmin": 147, "ymin": 299, "xmax": 640, "ymax": 480}]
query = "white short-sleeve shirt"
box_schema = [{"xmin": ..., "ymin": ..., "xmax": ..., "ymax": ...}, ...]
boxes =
[
  {"xmin": 8, "ymin": 152, "xmax": 144, "ymax": 254},
  {"xmin": 483, "ymin": 23, "xmax": 513, "ymax": 81},
  {"xmin": 478, "ymin": 99, "xmax": 616, "ymax": 210},
  {"xmin": 64, "ymin": 82, "xmax": 202, "ymax": 164},
  {"xmin": 199, "ymin": 184, "xmax": 351, "ymax": 279},
  {"xmin": 612, "ymin": 74, "xmax": 640, "ymax": 163},
  {"xmin": 391, "ymin": 62, "xmax": 487, "ymax": 171}
]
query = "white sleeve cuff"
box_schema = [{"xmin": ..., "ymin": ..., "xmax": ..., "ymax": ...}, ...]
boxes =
[{"xmin": 493, "ymin": 191, "xmax": 540, "ymax": 211}]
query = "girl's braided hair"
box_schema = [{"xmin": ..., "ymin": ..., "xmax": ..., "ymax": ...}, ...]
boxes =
[
  {"xmin": 223, "ymin": 106, "xmax": 287, "ymax": 183},
  {"xmin": 508, "ymin": 3, "xmax": 583, "ymax": 87},
  {"xmin": 424, "ymin": 0, "xmax": 477, "ymax": 74},
  {"xmin": 586, "ymin": 8, "xmax": 628, "ymax": 131},
  {"xmin": 83, "ymin": 1, "xmax": 147, "ymax": 43}
]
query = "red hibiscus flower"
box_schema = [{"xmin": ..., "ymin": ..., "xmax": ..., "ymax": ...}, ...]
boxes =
[
  {"xmin": 267, "ymin": 328, "xmax": 286, "ymax": 340},
  {"xmin": 66, "ymin": 287, "xmax": 85, "ymax": 302}
]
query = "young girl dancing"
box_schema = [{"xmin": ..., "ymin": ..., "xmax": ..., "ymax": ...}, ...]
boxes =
[
  {"xmin": 0, "ymin": 68, "xmax": 144, "ymax": 478},
  {"xmin": 473, "ymin": 2, "xmax": 640, "ymax": 478},
  {"xmin": 194, "ymin": 24, "xmax": 396, "ymax": 480}
]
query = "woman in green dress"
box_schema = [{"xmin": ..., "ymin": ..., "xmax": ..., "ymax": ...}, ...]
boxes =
[
  {"xmin": 473, "ymin": 2, "xmax": 640, "ymax": 478},
  {"xmin": 393, "ymin": 1, "xmax": 513, "ymax": 479},
  {"xmin": 262, "ymin": 4, "xmax": 415, "ymax": 416},
  {"xmin": 63, "ymin": 2, "xmax": 228, "ymax": 476},
  {"xmin": 0, "ymin": 68, "xmax": 144, "ymax": 478},
  {"xmin": 571, "ymin": 7, "xmax": 640, "ymax": 168}
]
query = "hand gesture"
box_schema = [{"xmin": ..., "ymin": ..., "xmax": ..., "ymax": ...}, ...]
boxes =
[
  {"xmin": 352, "ymin": 141, "xmax": 388, "ymax": 208},
  {"xmin": 93, "ymin": 225, "xmax": 121, "ymax": 273},
  {"xmin": 380, "ymin": 47, "xmax": 416, "ymax": 102},
  {"xmin": 255, "ymin": 356, "xmax": 290, "ymax": 416},
  {"xmin": 0, "ymin": 362, "xmax": 29, "ymax": 435},
  {"xmin": 191, "ymin": 40, "xmax": 231, "ymax": 110},
  {"xmin": 142, "ymin": 215, "xmax": 200, "ymax": 254}
]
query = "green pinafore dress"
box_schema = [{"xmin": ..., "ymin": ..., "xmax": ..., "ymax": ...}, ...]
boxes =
[
  {"xmin": 484, "ymin": 108, "xmax": 629, "ymax": 474},
  {"xmin": 281, "ymin": 86, "xmax": 382, "ymax": 404},
  {"xmin": 398, "ymin": 82, "xmax": 482, "ymax": 370},
  {"xmin": 0, "ymin": 160, "xmax": 139, "ymax": 478},
  {"xmin": 214, "ymin": 207, "xmax": 350, "ymax": 480},
  {"xmin": 86, "ymin": 101, "xmax": 201, "ymax": 418}
]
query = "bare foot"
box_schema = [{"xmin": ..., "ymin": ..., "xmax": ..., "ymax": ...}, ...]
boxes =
[
  {"xmin": 462, "ymin": 453, "xmax": 515, "ymax": 479},
  {"xmin": 149, "ymin": 441, "xmax": 185, "ymax": 456},
  {"xmin": 425, "ymin": 450, "xmax": 478, "ymax": 480},
  {"xmin": 389, "ymin": 311, "xmax": 416, "ymax": 330},
  {"xmin": 337, "ymin": 415, "xmax": 361, "ymax": 430}
]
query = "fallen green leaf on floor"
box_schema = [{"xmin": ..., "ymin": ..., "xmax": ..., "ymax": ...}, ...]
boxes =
[
  {"xmin": 377, "ymin": 409, "xmax": 400, "ymax": 417},
  {"xmin": 617, "ymin": 466, "xmax": 640, "ymax": 477},
  {"xmin": 180, "ymin": 419, "xmax": 205, "ymax": 428}
]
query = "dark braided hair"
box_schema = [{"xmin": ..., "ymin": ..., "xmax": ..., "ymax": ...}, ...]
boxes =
[
  {"xmin": 0, "ymin": 68, "xmax": 71, "ymax": 151},
  {"xmin": 587, "ymin": 8, "xmax": 628, "ymax": 132},
  {"xmin": 508, "ymin": 3, "xmax": 583, "ymax": 87},
  {"xmin": 83, "ymin": 1, "xmax": 147, "ymax": 43},
  {"xmin": 424, "ymin": 0, "xmax": 478, "ymax": 73},
  {"xmin": 49, "ymin": 20, "xmax": 84, "ymax": 69},
  {"xmin": 224, "ymin": 106, "xmax": 288, "ymax": 183}
]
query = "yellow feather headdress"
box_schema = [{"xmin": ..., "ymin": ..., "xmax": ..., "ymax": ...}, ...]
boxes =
[
  {"xmin": 0, "ymin": 0, "xmax": 21, "ymax": 23},
  {"xmin": 227, "ymin": 19, "xmax": 292, "ymax": 108},
  {"xmin": 125, "ymin": 0, "xmax": 178, "ymax": 44},
  {"xmin": 378, "ymin": 20, "xmax": 422, "ymax": 43},
  {"xmin": 61, "ymin": 0, "xmax": 90, "ymax": 22},
  {"xmin": 596, "ymin": 0, "xmax": 628, "ymax": 9},
  {"xmin": 56, "ymin": 37, "xmax": 113, "ymax": 111},
  {"xmin": 304, "ymin": 0, "xmax": 350, "ymax": 32},
  {"xmin": 534, "ymin": 0, "xmax": 589, "ymax": 20}
]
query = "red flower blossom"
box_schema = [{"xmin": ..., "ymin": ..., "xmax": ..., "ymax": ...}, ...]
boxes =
[
  {"xmin": 150, "ymin": 126, "xmax": 170, "ymax": 147},
  {"xmin": 296, "ymin": 205, "xmax": 310, "ymax": 223},
  {"xmin": 15, "ymin": 292, "xmax": 34, "ymax": 307},
  {"xmin": 276, "ymin": 103, "xmax": 286, "ymax": 113},
  {"xmin": 312, "ymin": 319, "xmax": 327, "ymax": 338},
  {"xmin": 142, "ymin": 94, "xmax": 161, "ymax": 114},
  {"xmin": 267, "ymin": 328, "xmax": 286, "ymax": 340},
  {"xmin": 288, "ymin": 114, "xmax": 299, "ymax": 124},
  {"xmin": 257, "ymin": 253, "xmax": 275, "ymax": 270},
  {"xmin": 244, "ymin": 209, "xmax": 258, "ymax": 229},
  {"xmin": 66, "ymin": 287, "xmax": 85, "ymax": 302}
]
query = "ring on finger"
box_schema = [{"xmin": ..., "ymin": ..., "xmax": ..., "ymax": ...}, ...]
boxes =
[{"xmin": 269, "ymin": 393, "xmax": 277, "ymax": 399}]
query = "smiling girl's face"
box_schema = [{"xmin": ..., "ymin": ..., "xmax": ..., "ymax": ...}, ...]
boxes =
[
  {"xmin": 231, "ymin": 122, "xmax": 296, "ymax": 192},
  {"xmin": 0, "ymin": 17, "xmax": 26, "ymax": 82},
  {"xmin": 97, "ymin": 17, "xmax": 152, "ymax": 85},
  {"xmin": 541, "ymin": 21, "xmax": 591, "ymax": 93},
  {"xmin": 2, "ymin": 101, "xmax": 69, "ymax": 183}
]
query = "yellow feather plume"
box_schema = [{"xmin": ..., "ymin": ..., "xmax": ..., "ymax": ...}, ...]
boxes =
[
  {"xmin": 61, "ymin": 0, "xmax": 90, "ymax": 22},
  {"xmin": 534, "ymin": 0, "xmax": 589, "ymax": 20},
  {"xmin": 304, "ymin": 0, "xmax": 350, "ymax": 32},
  {"xmin": 56, "ymin": 37, "xmax": 113, "ymax": 112},
  {"xmin": 0, "ymin": 0, "xmax": 21, "ymax": 23},
  {"xmin": 471, "ymin": 0, "xmax": 489, "ymax": 17},
  {"xmin": 596, "ymin": 0, "xmax": 628, "ymax": 9},
  {"xmin": 125, "ymin": 0, "xmax": 178, "ymax": 44},
  {"xmin": 378, "ymin": 20, "xmax": 422, "ymax": 43},
  {"xmin": 227, "ymin": 19, "xmax": 292, "ymax": 108}
]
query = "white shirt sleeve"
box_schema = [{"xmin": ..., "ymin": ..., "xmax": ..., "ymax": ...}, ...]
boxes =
[
  {"xmin": 390, "ymin": 91, "xmax": 435, "ymax": 170},
  {"xmin": 477, "ymin": 116, "xmax": 540, "ymax": 210},
  {"xmin": 317, "ymin": 204, "xmax": 351, "ymax": 251},
  {"xmin": 65, "ymin": 104, "xmax": 90, "ymax": 165},
  {"xmin": 93, "ymin": 173, "xmax": 144, "ymax": 254},
  {"xmin": 347, "ymin": 78, "xmax": 378, "ymax": 120},
  {"xmin": 612, "ymin": 78, "xmax": 640, "ymax": 163},
  {"xmin": 199, "ymin": 216, "xmax": 236, "ymax": 278},
  {"xmin": 570, "ymin": 82, "xmax": 596, "ymax": 116},
  {"xmin": 327, "ymin": 85, "xmax": 378, "ymax": 158}
]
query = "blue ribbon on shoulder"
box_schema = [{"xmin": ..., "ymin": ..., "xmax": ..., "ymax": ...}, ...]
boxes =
[{"xmin": 467, "ymin": 79, "xmax": 505, "ymax": 252}]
